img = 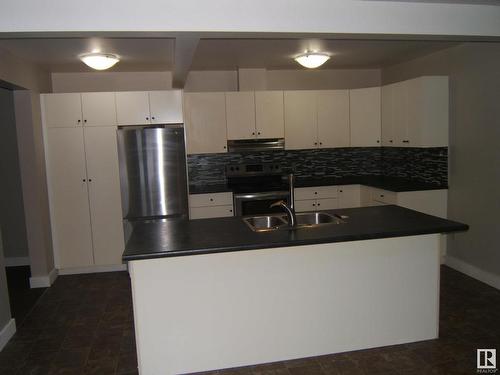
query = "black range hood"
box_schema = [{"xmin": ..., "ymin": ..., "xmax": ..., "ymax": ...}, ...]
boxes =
[{"xmin": 227, "ymin": 138, "xmax": 285, "ymax": 153}]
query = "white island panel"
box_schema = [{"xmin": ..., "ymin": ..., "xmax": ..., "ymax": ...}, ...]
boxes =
[{"xmin": 129, "ymin": 234, "xmax": 440, "ymax": 375}]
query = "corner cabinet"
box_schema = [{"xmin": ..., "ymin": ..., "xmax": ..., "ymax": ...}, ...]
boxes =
[
  {"xmin": 382, "ymin": 76, "xmax": 448, "ymax": 147},
  {"xmin": 184, "ymin": 92, "xmax": 228, "ymax": 154},
  {"xmin": 284, "ymin": 90, "xmax": 350, "ymax": 150},
  {"xmin": 42, "ymin": 94, "xmax": 124, "ymax": 270}
]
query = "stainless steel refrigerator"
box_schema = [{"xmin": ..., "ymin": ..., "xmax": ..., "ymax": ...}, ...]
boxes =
[{"xmin": 117, "ymin": 125, "xmax": 188, "ymax": 222}]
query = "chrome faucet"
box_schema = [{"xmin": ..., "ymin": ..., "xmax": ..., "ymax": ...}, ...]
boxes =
[{"xmin": 270, "ymin": 174, "xmax": 297, "ymax": 228}]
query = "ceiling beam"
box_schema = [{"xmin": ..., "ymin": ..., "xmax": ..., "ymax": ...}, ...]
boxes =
[{"xmin": 172, "ymin": 35, "xmax": 199, "ymax": 88}]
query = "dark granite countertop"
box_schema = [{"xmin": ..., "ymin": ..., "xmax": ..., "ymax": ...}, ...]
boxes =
[
  {"xmin": 123, "ymin": 205, "xmax": 467, "ymax": 261},
  {"xmin": 189, "ymin": 175, "xmax": 447, "ymax": 195}
]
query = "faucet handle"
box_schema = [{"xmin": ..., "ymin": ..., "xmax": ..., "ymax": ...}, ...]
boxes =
[{"xmin": 270, "ymin": 200, "xmax": 285, "ymax": 208}]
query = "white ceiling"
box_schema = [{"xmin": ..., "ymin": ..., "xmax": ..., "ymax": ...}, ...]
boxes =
[{"xmin": 0, "ymin": 37, "xmax": 457, "ymax": 72}]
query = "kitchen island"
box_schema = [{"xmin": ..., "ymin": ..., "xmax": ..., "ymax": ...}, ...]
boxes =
[{"xmin": 123, "ymin": 205, "xmax": 467, "ymax": 375}]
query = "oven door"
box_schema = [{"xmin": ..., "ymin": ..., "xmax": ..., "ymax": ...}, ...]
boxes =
[{"xmin": 234, "ymin": 191, "xmax": 289, "ymax": 216}]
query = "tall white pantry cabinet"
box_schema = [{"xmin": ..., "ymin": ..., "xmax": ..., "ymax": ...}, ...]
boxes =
[{"xmin": 42, "ymin": 92, "xmax": 125, "ymax": 271}]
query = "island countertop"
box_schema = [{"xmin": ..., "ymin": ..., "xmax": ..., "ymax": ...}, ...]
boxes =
[{"xmin": 123, "ymin": 205, "xmax": 468, "ymax": 261}]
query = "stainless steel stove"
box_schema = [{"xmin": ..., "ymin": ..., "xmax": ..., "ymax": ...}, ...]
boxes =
[{"xmin": 226, "ymin": 163, "xmax": 290, "ymax": 216}]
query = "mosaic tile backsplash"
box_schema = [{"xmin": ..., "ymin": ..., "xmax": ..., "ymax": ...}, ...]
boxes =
[{"xmin": 188, "ymin": 147, "xmax": 448, "ymax": 187}]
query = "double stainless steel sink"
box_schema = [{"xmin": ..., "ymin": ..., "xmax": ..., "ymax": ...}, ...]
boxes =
[{"xmin": 243, "ymin": 212, "xmax": 345, "ymax": 232}]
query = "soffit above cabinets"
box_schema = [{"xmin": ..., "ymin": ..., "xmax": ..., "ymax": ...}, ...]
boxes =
[
  {"xmin": 0, "ymin": 38, "xmax": 175, "ymax": 72},
  {"xmin": 0, "ymin": 36, "xmax": 458, "ymax": 73}
]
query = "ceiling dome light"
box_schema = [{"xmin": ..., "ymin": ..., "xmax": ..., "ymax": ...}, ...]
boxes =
[
  {"xmin": 80, "ymin": 53, "xmax": 120, "ymax": 70},
  {"xmin": 294, "ymin": 52, "xmax": 330, "ymax": 69}
]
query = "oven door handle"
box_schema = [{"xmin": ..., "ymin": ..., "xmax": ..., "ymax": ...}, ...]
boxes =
[{"xmin": 234, "ymin": 191, "xmax": 289, "ymax": 200}]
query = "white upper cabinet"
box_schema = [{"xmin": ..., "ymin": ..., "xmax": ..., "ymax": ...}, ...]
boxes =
[
  {"xmin": 81, "ymin": 92, "xmax": 117, "ymax": 126},
  {"xmin": 284, "ymin": 90, "xmax": 318, "ymax": 150},
  {"xmin": 184, "ymin": 92, "xmax": 228, "ymax": 154},
  {"xmin": 43, "ymin": 93, "xmax": 83, "ymax": 128},
  {"xmin": 317, "ymin": 90, "xmax": 350, "ymax": 148},
  {"xmin": 115, "ymin": 91, "xmax": 151, "ymax": 126},
  {"xmin": 349, "ymin": 87, "xmax": 381, "ymax": 147},
  {"xmin": 226, "ymin": 92, "xmax": 256, "ymax": 140},
  {"xmin": 149, "ymin": 90, "xmax": 183, "ymax": 124},
  {"xmin": 226, "ymin": 91, "xmax": 284, "ymax": 140},
  {"xmin": 381, "ymin": 76, "xmax": 449, "ymax": 147},
  {"xmin": 285, "ymin": 90, "xmax": 349, "ymax": 150},
  {"xmin": 255, "ymin": 91, "xmax": 284, "ymax": 139}
]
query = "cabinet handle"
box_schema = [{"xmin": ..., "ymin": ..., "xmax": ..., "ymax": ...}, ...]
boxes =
[
  {"xmin": 389, "ymin": 140, "xmax": 393, "ymax": 143},
  {"xmin": 377, "ymin": 140, "xmax": 380, "ymax": 143},
  {"xmin": 317, "ymin": 203, "xmax": 321, "ymax": 206},
  {"xmin": 314, "ymin": 142, "xmax": 318, "ymax": 146},
  {"xmin": 84, "ymin": 119, "xmax": 87, "ymax": 123},
  {"xmin": 314, "ymin": 192, "xmax": 318, "ymax": 195},
  {"xmin": 152, "ymin": 116, "xmax": 155, "ymax": 120},
  {"xmin": 319, "ymin": 142, "xmax": 323, "ymax": 146},
  {"xmin": 146, "ymin": 117, "xmax": 149, "ymax": 121},
  {"xmin": 223, "ymin": 145, "xmax": 227, "ymax": 149},
  {"xmin": 252, "ymin": 132, "xmax": 255, "ymax": 136},
  {"xmin": 229, "ymin": 209, "xmax": 233, "ymax": 212},
  {"xmin": 77, "ymin": 119, "xmax": 81, "ymax": 124},
  {"xmin": 312, "ymin": 203, "xmax": 316, "ymax": 207},
  {"xmin": 210, "ymin": 198, "xmax": 214, "ymax": 202},
  {"xmin": 82, "ymin": 179, "xmax": 86, "ymax": 182},
  {"xmin": 257, "ymin": 132, "xmax": 261, "ymax": 135},
  {"xmin": 339, "ymin": 190, "xmax": 343, "ymax": 193},
  {"xmin": 88, "ymin": 179, "xmax": 92, "ymax": 182},
  {"xmin": 403, "ymin": 140, "xmax": 409, "ymax": 143},
  {"xmin": 380, "ymin": 194, "xmax": 384, "ymax": 197}
]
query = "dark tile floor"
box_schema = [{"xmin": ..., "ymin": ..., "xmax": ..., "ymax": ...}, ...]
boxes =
[
  {"xmin": 0, "ymin": 265, "xmax": 498, "ymax": 375},
  {"xmin": 6, "ymin": 266, "xmax": 47, "ymax": 326}
]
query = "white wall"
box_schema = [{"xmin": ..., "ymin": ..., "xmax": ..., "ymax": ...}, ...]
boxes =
[
  {"xmin": 51, "ymin": 68, "xmax": 381, "ymax": 93},
  {"xmin": 0, "ymin": 46, "xmax": 54, "ymax": 280},
  {"xmin": 2, "ymin": 1, "xmax": 500, "ymax": 37},
  {"xmin": 382, "ymin": 43, "xmax": 500, "ymax": 282},
  {"xmin": 51, "ymin": 71, "xmax": 173, "ymax": 93},
  {"xmin": 0, "ymin": 88, "xmax": 29, "ymax": 260}
]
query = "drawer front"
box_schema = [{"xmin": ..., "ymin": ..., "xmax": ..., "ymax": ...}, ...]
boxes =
[
  {"xmin": 189, "ymin": 205, "xmax": 234, "ymax": 219},
  {"xmin": 295, "ymin": 186, "xmax": 338, "ymax": 200},
  {"xmin": 315, "ymin": 198, "xmax": 338, "ymax": 210},
  {"xmin": 189, "ymin": 192, "xmax": 233, "ymax": 207},
  {"xmin": 295, "ymin": 199, "xmax": 317, "ymax": 213},
  {"xmin": 371, "ymin": 188, "xmax": 397, "ymax": 205}
]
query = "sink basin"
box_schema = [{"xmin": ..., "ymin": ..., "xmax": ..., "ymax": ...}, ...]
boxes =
[
  {"xmin": 243, "ymin": 215, "xmax": 287, "ymax": 232},
  {"xmin": 295, "ymin": 212, "xmax": 343, "ymax": 226}
]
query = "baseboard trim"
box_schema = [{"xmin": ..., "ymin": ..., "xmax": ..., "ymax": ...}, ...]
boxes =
[
  {"xmin": 58, "ymin": 264, "xmax": 127, "ymax": 275},
  {"xmin": 5, "ymin": 256, "xmax": 30, "ymax": 267},
  {"xmin": 445, "ymin": 255, "xmax": 500, "ymax": 290},
  {"xmin": 0, "ymin": 319, "xmax": 16, "ymax": 352},
  {"xmin": 29, "ymin": 268, "xmax": 58, "ymax": 289}
]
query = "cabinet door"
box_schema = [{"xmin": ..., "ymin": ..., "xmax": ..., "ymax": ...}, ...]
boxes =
[
  {"xmin": 284, "ymin": 91, "xmax": 317, "ymax": 149},
  {"xmin": 255, "ymin": 91, "xmax": 284, "ymax": 139},
  {"xmin": 189, "ymin": 205, "xmax": 234, "ymax": 219},
  {"xmin": 392, "ymin": 81, "xmax": 409, "ymax": 147},
  {"xmin": 349, "ymin": 87, "xmax": 381, "ymax": 147},
  {"xmin": 315, "ymin": 198, "xmax": 338, "ymax": 210},
  {"xmin": 337, "ymin": 185, "xmax": 361, "ymax": 208},
  {"xmin": 184, "ymin": 93, "xmax": 228, "ymax": 154},
  {"xmin": 225, "ymin": 92, "xmax": 256, "ymax": 140},
  {"xmin": 317, "ymin": 90, "xmax": 350, "ymax": 148},
  {"xmin": 116, "ymin": 91, "xmax": 151, "ymax": 126},
  {"xmin": 295, "ymin": 199, "xmax": 317, "ymax": 213},
  {"xmin": 81, "ymin": 92, "xmax": 117, "ymax": 127},
  {"xmin": 46, "ymin": 128, "xmax": 94, "ymax": 268},
  {"xmin": 43, "ymin": 93, "xmax": 82, "ymax": 128},
  {"xmin": 381, "ymin": 84, "xmax": 395, "ymax": 146},
  {"xmin": 84, "ymin": 127, "xmax": 125, "ymax": 266},
  {"xmin": 149, "ymin": 90, "xmax": 184, "ymax": 124}
]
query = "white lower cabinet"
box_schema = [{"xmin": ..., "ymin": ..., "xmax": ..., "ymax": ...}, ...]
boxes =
[
  {"xmin": 189, "ymin": 192, "xmax": 234, "ymax": 219},
  {"xmin": 46, "ymin": 126, "xmax": 124, "ymax": 269},
  {"xmin": 337, "ymin": 185, "xmax": 361, "ymax": 208},
  {"xmin": 294, "ymin": 186, "xmax": 339, "ymax": 212}
]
